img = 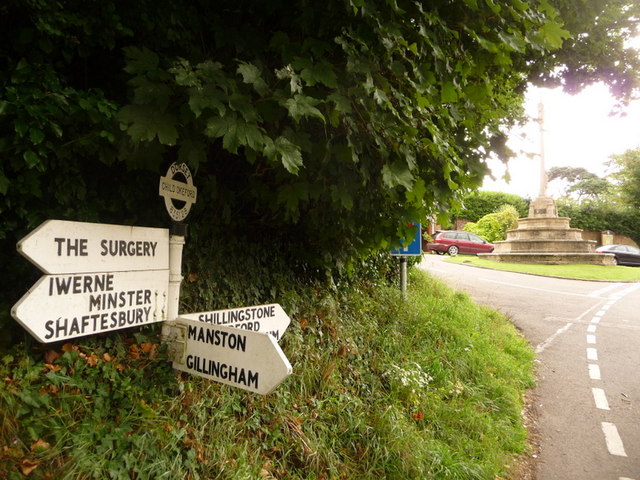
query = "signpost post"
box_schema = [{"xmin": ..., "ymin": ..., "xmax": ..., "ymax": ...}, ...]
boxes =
[
  {"xmin": 158, "ymin": 162, "xmax": 198, "ymax": 324},
  {"xmin": 171, "ymin": 317, "xmax": 292, "ymax": 395},
  {"xmin": 11, "ymin": 221, "xmax": 170, "ymax": 343},
  {"xmin": 390, "ymin": 222, "xmax": 422, "ymax": 298}
]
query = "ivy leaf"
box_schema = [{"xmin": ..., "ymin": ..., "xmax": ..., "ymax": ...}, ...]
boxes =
[
  {"xmin": 206, "ymin": 115, "xmax": 264, "ymax": 154},
  {"xmin": 284, "ymin": 95, "xmax": 325, "ymax": 123},
  {"xmin": 208, "ymin": 116, "xmax": 242, "ymax": 153},
  {"xmin": 237, "ymin": 62, "xmax": 270, "ymax": 96},
  {"xmin": 382, "ymin": 161, "xmax": 414, "ymax": 189},
  {"xmin": 277, "ymin": 182, "xmax": 309, "ymax": 211},
  {"xmin": 29, "ymin": 128, "xmax": 45, "ymax": 145},
  {"xmin": 123, "ymin": 47, "xmax": 159, "ymax": 75},
  {"xmin": 118, "ymin": 105, "xmax": 178, "ymax": 145},
  {"xmin": 23, "ymin": 150, "xmax": 40, "ymax": 168},
  {"xmin": 300, "ymin": 61, "xmax": 338, "ymax": 88},
  {"xmin": 188, "ymin": 86, "xmax": 226, "ymax": 118},
  {"xmin": 205, "ymin": 115, "xmax": 234, "ymax": 140},
  {"xmin": 265, "ymin": 136, "xmax": 303, "ymax": 174},
  {"xmin": 178, "ymin": 140, "xmax": 206, "ymax": 169},
  {"xmin": 539, "ymin": 21, "xmax": 570, "ymax": 49},
  {"xmin": 440, "ymin": 82, "xmax": 458, "ymax": 103},
  {"xmin": 235, "ymin": 121, "xmax": 265, "ymax": 151},
  {"xmin": 328, "ymin": 93, "xmax": 352, "ymax": 113},
  {"xmin": 229, "ymin": 92, "xmax": 260, "ymax": 122}
]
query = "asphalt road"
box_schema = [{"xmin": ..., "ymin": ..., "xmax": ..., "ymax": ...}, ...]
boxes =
[{"xmin": 418, "ymin": 255, "xmax": 640, "ymax": 480}]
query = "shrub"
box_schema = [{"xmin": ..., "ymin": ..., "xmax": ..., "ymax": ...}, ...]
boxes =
[{"xmin": 464, "ymin": 205, "xmax": 519, "ymax": 243}]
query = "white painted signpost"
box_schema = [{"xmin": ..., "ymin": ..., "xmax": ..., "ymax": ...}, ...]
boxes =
[
  {"xmin": 156, "ymin": 162, "xmax": 292, "ymax": 394},
  {"xmin": 12, "ymin": 270, "xmax": 169, "ymax": 343},
  {"xmin": 11, "ymin": 161, "xmax": 293, "ymax": 394},
  {"xmin": 16, "ymin": 220, "xmax": 169, "ymax": 274},
  {"xmin": 179, "ymin": 303, "xmax": 290, "ymax": 342},
  {"xmin": 11, "ymin": 221, "xmax": 170, "ymax": 343},
  {"xmin": 171, "ymin": 317, "xmax": 292, "ymax": 395}
]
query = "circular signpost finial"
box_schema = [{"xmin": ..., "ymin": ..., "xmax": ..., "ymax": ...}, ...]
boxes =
[{"xmin": 159, "ymin": 162, "xmax": 198, "ymax": 222}]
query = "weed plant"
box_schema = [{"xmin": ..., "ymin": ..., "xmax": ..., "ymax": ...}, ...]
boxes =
[{"xmin": 0, "ymin": 268, "xmax": 534, "ymax": 479}]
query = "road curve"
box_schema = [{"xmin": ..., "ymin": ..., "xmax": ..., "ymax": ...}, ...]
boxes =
[{"xmin": 419, "ymin": 255, "xmax": 640, "ymax": 480}]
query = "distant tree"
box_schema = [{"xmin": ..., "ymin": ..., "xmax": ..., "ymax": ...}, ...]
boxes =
[
  {"xmin": 458, "ymin": 191, "xmax": 529, "ymax": 222},
  {"xmin": 609, "ymin": 147, "xmax": 640, "ymax": 209},
  {"xmin": 547, "ymin": 166, "xmax": 611, "ymax": 201},
  {"xmin": 464, "ymin": 204, "xmax": 519, "ymax": 243}
]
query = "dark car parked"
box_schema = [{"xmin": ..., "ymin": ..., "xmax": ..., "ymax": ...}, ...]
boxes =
[
  {"xmin": 426, "ymin": 230, "xmax": 494, "ymax": 256},
  {"xmin": 595, "ymin": 244, "xmax": 640, "ymax": 266}
]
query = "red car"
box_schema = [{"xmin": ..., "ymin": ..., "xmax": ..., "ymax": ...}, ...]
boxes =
[{"xmin": 427, "ymin": 230, "xmax": 494, "ymax": 256}]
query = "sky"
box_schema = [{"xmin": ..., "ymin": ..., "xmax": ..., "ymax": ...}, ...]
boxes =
[{"xmin": 482, "ymin": 82, "xmax": 640, "ymax": 199}]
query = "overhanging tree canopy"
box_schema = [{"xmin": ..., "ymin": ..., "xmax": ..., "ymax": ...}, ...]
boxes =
[{"xmin": 1, "ymin": 0, "xmax": 639, "ymax": 276}]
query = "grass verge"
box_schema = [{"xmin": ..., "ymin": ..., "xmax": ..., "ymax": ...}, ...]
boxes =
[
  {"xmin": 0, "ymin": 269, "xmax": 535, "ymax": 479},
  {"xmin": 445, "ymin": 254, "xmax": 640, "ymax": 281}
]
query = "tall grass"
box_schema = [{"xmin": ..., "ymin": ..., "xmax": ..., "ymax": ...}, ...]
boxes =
[{"xmin": 0, "ymin": 268, "xmax": 534, "ymax": 479}]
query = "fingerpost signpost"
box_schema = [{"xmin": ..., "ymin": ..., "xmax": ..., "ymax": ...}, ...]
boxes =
[
  {"xmin": 158, "ymin": 162, "xmax": 293, "ymax": 394},
  {"xmin": 170, "ymin": 317, "xmax": 292, "ymax": 395},
  {"xmin": 11, "ymin": 162, "xmax": 292, "ymax": 394},
  {"xmin": 179, "ymin": 303, "xmax": 291, "ymax": 342},
  {"xmin": 11, "ymin": 221, "xmax": 170, "ymax": 343}
]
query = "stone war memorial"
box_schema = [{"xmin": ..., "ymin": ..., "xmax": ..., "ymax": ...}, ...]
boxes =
[{"xmin": 480, "ymin": 103, "xmax": 615, "ymax": 266}]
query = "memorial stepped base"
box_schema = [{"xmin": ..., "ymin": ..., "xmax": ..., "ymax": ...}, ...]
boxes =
[{"xmin": 480, "ymin": 197, "xmax": 615, "ymax": 265}]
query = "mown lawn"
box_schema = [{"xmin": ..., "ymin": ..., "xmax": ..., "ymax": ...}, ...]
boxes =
[{"xmin": 445, "ymin": 255, "xmax": 640, "ymax": 281}]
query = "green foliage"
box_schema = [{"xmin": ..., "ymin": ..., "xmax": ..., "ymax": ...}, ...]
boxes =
[
  {"xmin": 0, "ymin": 331, "xmax": 196, "ymax": 480},
  {"xmin": 529, "ymin": 0, "xmax": 640, "ymax": 101},
  {"xmin": 548, "ymin": 166, "xmax": 611, "ymax": 201},
  {"xmin": 464, "ymin": 204, "xmax": 520, "ymax": 242},
  {"xmin": 557, "ymin": 198, "xmax": 640, "ymax": 244},
  {"xmin": 609, "ymin": 147, "xmax": 640, "ymax": 209},
  {"xmin": 0, "ymin": 268, "xmax": 535, "ymax": 479},
  {"xmin": 1, "ymin": 0, "xmax": 638, "ymax": 359},
  {"xmin": 458, "ymin": 191, "xmax": 529, "ymax": 222}
]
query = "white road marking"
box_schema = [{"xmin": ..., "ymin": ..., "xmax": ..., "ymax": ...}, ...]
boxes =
[
  {"xmin": 535, "ymin": 323, "xmax": 574, "ymax": 354},
  {"xmin": 588, "ymin": 284, "xmax": 623, "ymax": 297},
  {"xmin": 591, "ymin": 316, "xmax": 601, "ymax": 324},
  {"xmin": 619, "ymin": 284, "xmax": 640, "ymax": 296},
  {"xmin": 535, "ymin": 302, "xmax": 606, "ymax": 353},
  {"xmin": 602, "ymin": 422, "xmax": 627, "ymax": 457},
  {"xmin": 592, "ymin": 388, "xmax": 610, "ymax": 410},
  {"xmin": 587, "ymin": 348, "xmax": 598, "ymax": 361},
  {"xmin": 586, "ymin": 334, "xmax": 596, "ymax": 344},
  {"xmin": 484, "ymin": 278, "xmax": 598, "ymax": 297},
  {"xmin": 587, "ymin": 324, "xmax": 597, "ymax": 333},
  {"xmin": 588, "ymin": 364, "xmax": 601, "ymax": 380}
]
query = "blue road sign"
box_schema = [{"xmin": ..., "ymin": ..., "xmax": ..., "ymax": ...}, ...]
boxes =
[{"xmin": 391, "ymin": 223, "xmax": 422, "ymax": 256}]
